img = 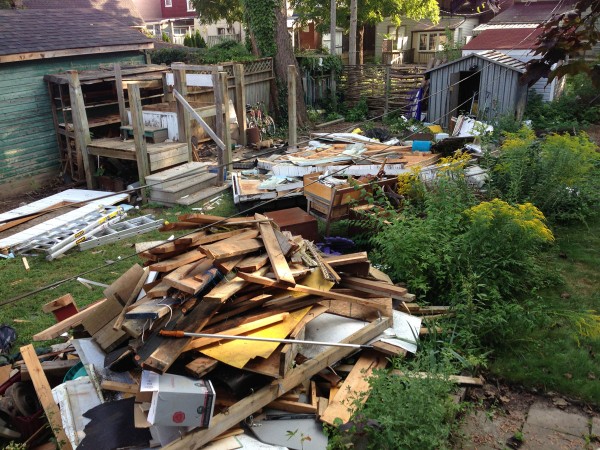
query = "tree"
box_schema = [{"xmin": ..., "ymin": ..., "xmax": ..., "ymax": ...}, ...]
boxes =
[
  {"xmin": 292, "ymin": 0, "xmax": 440, "ymax": 63},
  {"xmin": 191, "ymin": 0, "xmax": 309, "ymax": 126},
  {"xmin": 522, "ymin": 0, "xmax": 600, "ymax": 88}
]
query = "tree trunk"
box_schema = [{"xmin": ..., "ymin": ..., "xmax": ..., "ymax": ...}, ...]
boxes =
[
  {"xmin": 349, "ymin": 0, "xmax": 358, "ymax": 65},
  {"xmin": 274, "ymin": 1, "xmax": 308, "ymax": 127},
  {"xmin": 358, "ymin": 25, "xmax": 365, "ymax": 65}
]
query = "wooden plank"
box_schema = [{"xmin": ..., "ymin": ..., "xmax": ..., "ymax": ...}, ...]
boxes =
[
  {"xmin": 233, "ymin": 64, "xmax": 247, "ymax": 146},
  {"xmin": 322, "ymin": 252, "xmax": 368, "ymax": 266},
  {"xmin": 184, "ymin": 313, "xmax": 288, "ymax": 351},
  {"xmin": 20, "ymin": 345, "xmax": 73, "ymax": 450},
  {"xmin": 127, "ymin": 83, "xmax": 150, "ymax": 190},
  {"xmin": 33, "ymin": 299, "xmax": 106, "ymax": 341},
  {"xmin": 199, "ymin": 239, "xmax": 263, "ymax": 260},
  {"xmin": 320, "ymin": 350, "xmax": 388, "ymax": 425},
  {"xmin": 113, "ymin": 267, "xmax": 149, "ymax": 330},
  {"xmin": 176, "ymin": 214, "xmax": 253, "ymax": 224},
  {"xmin": 340, "ymin": 276, "xmax": 407, "ymax": 300},
  {"xmin": 390, "ymin": 370, "xmax": 484, "ymax": 386},
  {"xmin": 100, "ymin": 380, "xmax": 139, "ymax": 394},
  {"xmin": 167, "ymin": 261, "xmax": 218, "ymax": 295},
  {"xmin": 114, "ymin": 64, "xmax": 128, "ymax": 129},
  {"xmin": 185, "ymin": 356, "xmax": 219, "ymax": 378},
  {"xmin": 93, "ymin": 317, "xmax": 128, "ymax": 352},
  {"xmin": 174, "ymin": 68, "xmax": 192, "ymax": 162},
  {"xmin": 67, "ymin": 70, "xmax": 94, "ymax": 189},
  {"xmin": 20, "ymin": 359, "xmax": 78, "ymax": 381},
  {"xmin": 146, "ymin": 280, "xmax": 171, "ymax": 298},
  {"xmin": 164, "ymin": 317, "xmax": 391, "ymax": 449},
  {"xmin": 236, "ymin": 253, "xmax": 269, "ymax": 272},
  {"xmin": 267, "ymin": 399, "xmax": 316, "ymax": 414},
  {"xmin": 318, "ymin": 297, "xmax": 392, "ymax": 321},
  {"xmin": 256, "ymin": 213, "xmax": 295, "ymax": 287},
  {"xmin": 372, "ymin": 340, "xmax": 408, "ymax": 357},
  {"xmin": 149, "ymin": 250, "xmax": 205, "ymax": 272},
  {"xmin": 214, "ymin": 256, "xmax": 244, "ymax": 274},
  {"xmin": 237, "ymin": 272, "xmax": 393, "ymax": 317}
]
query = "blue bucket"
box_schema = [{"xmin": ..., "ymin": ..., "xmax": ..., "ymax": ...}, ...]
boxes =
[{"xmin": 412, "ymin": 140, "xmax": 432, "ymax": 152}]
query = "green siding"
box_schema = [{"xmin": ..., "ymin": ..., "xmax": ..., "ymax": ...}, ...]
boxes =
[{"xmin": 0, "ymin": 52, "xmax": 145, "ymax": 192}]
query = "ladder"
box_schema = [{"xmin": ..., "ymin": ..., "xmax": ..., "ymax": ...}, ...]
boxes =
[
  {"xmin": 14, "ymin": 206, "xmax": 129, "ymax": 260},
  {"xmin": 78, "ymin": 215, "xmax": 164, "ymax": 251}
]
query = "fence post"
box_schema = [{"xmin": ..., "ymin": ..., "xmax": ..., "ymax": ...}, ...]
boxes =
[
  {"xmin": 384, "ymin": 66, "xmax": 391, "ymax": 116},
  {"xmin": 288, "ymin": 65, "xmax": 297, "ymax": 152},
  {"xmin": 221, "ymin": 71, "xmax": 233, "ymax": 174},
  {"xmin": 233, "ymin": 64, "xmax": 247, "ymax": 146},
  {"xmin": 174, "ymin": 68, "xmax": 192, "ymax": 162},
  {"xmin": 212, "ymin": 70, "xmax": 225, "ymax": 185}
]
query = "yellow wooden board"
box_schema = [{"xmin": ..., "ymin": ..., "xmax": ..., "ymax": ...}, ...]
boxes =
[{"xmin": 200, "ymin": 307, "xmax": 312, "ymax": 369}]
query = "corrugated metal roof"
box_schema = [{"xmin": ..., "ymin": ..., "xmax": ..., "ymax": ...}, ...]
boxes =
[
  {"xmin": 488, "ymin": 0, "xmax": 578, "ymax": 24},
  {"xmin": 424, "ymin": 50, "xmax": 527, "ymax": 74},
  {"xmin": 0, "ymin": 9, "xmax": 152, "ymax": 59},
  {"xmin": 463, "ymin": 28, "xmax": 543, "ymax": 50}
]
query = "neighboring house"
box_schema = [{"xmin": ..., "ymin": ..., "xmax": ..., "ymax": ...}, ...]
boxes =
[
  {"xmin": 0, "ymin": 9, "xmax": 153, "ymax": 196},
  {"xmin": 376, "ymin": 16, "xmax": 480, "ymax": 65},
  {"xmin": 133, "ymin": 0, "xmax": 244, "ymax": 46},
  {"xmin": 21, "ymin": 0, "xmax": 145, "ymax": 28},
  {"xmin": 464, "ymin": 0, "xmax": 579, "ymax": 101}
]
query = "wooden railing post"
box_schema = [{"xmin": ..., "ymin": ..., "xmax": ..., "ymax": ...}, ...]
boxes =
[
  {"xmin": 67, "ymin": 70, "xmax": 95, "ymax": 189},
  {"xmin": 127, "ymin": 83, "xmax": 149, "ymax": 201},
  {"xmin": 212, "ymin": 70, "xmax": 225, "ymax": 185},
  {"xmin": 220, "ymin": 72, "xmax": 233, "ymax": 173},
  {"xmin": 233, "ymin": 64, "xmax": 247, "ymax": 146},
  {"xmin": 114, "ymin": 64, "xmax": 128, "ymax": 139},
  {"xmin": 173, "ymin": 68, "xmax": 192, "ymax": 162}
]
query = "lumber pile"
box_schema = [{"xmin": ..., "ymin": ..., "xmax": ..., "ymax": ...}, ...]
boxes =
[{"xmin": 23, "ymin": 212, "xmax": 464, "ymax": 449}]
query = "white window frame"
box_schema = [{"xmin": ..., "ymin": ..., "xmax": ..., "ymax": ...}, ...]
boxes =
[
  {"xmin": 187, "ymin": 0, "xmax": 194, "ymax": 12},
  {"xmin": 417, "ymin": 31, "xmax": 449, "ymax": 52},
  {"xmin": 164, "ymin": 0, "xmax": 172, "ymax": 7}
]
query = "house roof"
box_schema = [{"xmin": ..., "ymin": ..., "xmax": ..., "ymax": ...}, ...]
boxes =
[
  {"xmin": 0, "ymin": 9, "xmax": 153, "ymax": 63},
  {"xmin": 488, "ymin": 0, "xmax": 578, "ymax": 24},
  {"xmin": 425, "ymin": 50, "xmax": 526, "ymax": 74},
  {"xmin": 412, "ymin": 17, "xmax": 466, "ymax": 33},
  {"xmin": 463, "ymin": 28, "xmax": 543, "ymax": 51},
  {"xmin": 22, "ymin": 0, "xmax": 145, "ymax": 27}
]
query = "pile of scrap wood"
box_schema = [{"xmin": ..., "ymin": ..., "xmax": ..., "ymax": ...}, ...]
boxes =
[{"xmin": 16, "ymin": 212, "xmax": 478, "ymax": 449}]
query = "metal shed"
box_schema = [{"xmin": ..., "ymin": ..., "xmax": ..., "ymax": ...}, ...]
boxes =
[{"xmin": 424, "ymin": 50, "xmax": 528, "ymax": 129}]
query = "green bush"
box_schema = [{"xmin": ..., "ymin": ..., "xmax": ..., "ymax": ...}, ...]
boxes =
[
  {"xmin": 150, "ymin": 41, "xmax": 255, "ymax": 65},
  {"xmin": 345, "ymin": 97, "xmax": 369, "ymax": 122},
  {"xmin": 327, "ymin": 356, "xmax": 459, "ymax": 450},
  {"xmin": 488, "ymin": 127, "xmax": 600, "ymax": 222},
  {"xmin": 161, "ymin": 31, "xmax": 170, "ymax": 43}
]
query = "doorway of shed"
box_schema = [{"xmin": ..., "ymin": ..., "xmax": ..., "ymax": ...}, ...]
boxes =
[{"xmin": 448, "ymin": 70, "xmax": 480, "ymax": 118}]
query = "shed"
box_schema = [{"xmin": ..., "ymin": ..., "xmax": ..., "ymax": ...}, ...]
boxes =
[
  {"xmin": 424, "ymin": 50, "xmax": 528, "ymax": 129},
  {"xmin": 0, "ymin": 8, "xmax": 152, "ymax": 197}
]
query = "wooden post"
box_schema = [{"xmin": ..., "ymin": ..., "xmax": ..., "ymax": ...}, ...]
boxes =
[
  {"xmin": 287, "ymin": 65, "xmax": 297, "ymax": 152},
  {"xmin": 67, "ymin": 70, "xmax": 95, "ymax": 189},
  {"xmin": 21, "ymin": 344, "xmax": 73, "ymax": 450},
  {"xmin": 212, "ymin": 70, "xmax": 225, "ymax": 185},
  {"xmin": 173, "ymin": 68, "xmax": 192, "ymax": 162},
  {"xmin": 384, "ymin": 65, "xmax": 391, "ymax": 115},
  {"xmin": 127, "ymin": 83, "xmax": 149, "ymax": 200},
  {"xmin": 162, "ymin": 72, "xmax": 172, "ymax": 102},
  {"xmin": 233, "ymin": 64, "xmax": 247, "ymax": 146},
  {"xmin": 114, "ymin": 64, "xmax": 129, "ymax": 138},
  {"xmin": 220, "ymin": 71, "xmax": 232, "ymax": 172}
]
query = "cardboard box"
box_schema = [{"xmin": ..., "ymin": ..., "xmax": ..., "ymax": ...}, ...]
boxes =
[{"xmin": 147, "ymin": 373, "xmax": 215, "ymax": 428}]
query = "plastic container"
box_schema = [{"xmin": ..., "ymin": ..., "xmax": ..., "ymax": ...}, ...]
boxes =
[
  {"xmin": 412, "ymin": 140, "xmax": 432, "ymax": 152},
  {"xmin": 63, "ymin": 361, "xmax": 87, "ymax": 382}
]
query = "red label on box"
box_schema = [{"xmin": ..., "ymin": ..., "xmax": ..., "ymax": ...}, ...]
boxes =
[{"xmin": 172, "ymin": 411, "xmax": 186, "ymax": 423}]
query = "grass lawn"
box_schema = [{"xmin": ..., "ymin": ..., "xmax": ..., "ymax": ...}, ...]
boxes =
[
  {"xmin": 489, "ymin": 215, "xmax": 600, "ymax": 405},
  {"xmin": 0, "ymin": 193, "xmax": 237, "ymax": 350}
]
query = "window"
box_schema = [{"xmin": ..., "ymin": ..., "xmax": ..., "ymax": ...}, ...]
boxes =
[
  {"xmin": 187, "ymin": 0, "xmax": 194, "ymax": 12},
  {"xmin": 418, "ymin": 31, "xmax": 449, "ymax": 51},
  {"xmin": 164, "ymin": 0, "xmax": 172, "ymax": 7}
]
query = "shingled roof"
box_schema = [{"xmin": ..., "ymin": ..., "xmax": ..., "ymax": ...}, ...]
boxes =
[
  {"xmin": 0, "ymin": 9, "xmax": 153, "ymax": 63},
  {"xmin": 488, "ymin": 0, "xmax": 578, "ymax": 24},
  {"xmin": 22, "ymin": 0, "xmax": 145, "ymax": 27}
]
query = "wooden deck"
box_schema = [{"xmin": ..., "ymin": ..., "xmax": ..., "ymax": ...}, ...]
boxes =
[{"xmin": 87, "ymin": 138, "xmax": 188, "ymax": 172}]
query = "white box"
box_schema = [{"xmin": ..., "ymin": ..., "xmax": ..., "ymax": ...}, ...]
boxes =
[{"xmin": 147, "ymin": 373, "xmax": 215, "ymax": 428}]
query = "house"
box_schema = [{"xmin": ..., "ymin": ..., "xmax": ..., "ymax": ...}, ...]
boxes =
[
  {"xmin": 424, "ymin": 50, "xmax": 528, "ymax": 128},
  {"xmin": 21, "ymin": 0, "xmax": 145, "ymax": 28},
  {"xmin": 133, "ymin": 0, "xmax": 244, "ymax": 47},
  {"xmin": 463, "ymin": 0, "xmax": 580, "ymax": 101},
  {"xmin": 0, "ymin": 9, "xmax": 153, "ymax": 197}
]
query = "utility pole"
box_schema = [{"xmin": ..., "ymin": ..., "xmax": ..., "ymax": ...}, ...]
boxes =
[{"xmin": 349, "ymin": 0, "xmax": 358, "ymax": 65}]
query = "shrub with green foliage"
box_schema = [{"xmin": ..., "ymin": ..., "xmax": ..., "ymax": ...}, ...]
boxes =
[
  {"xmin": 150, "ymin": 41, "xmax": 255, "ymax": 66},
  {"xmin": 161, "ymin": 31, "xmax": 170, "ymax": 43},
  {"xmin": 525, "ymin": 73, "xmax": 600, "ymax": 132},
  {"xmin": 487, "ymin": 127, "xmax": 600, "ymax": 222},
  {"xmin": 327, "ymin": 355, "xmax": 459, "ymax": 450},
  {"xmin": 345, "ymin": 97, "xmax": 369, "ymax": 122}
]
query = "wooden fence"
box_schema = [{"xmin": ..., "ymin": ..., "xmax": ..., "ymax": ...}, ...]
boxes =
[{"xmin": 339, "ymin": 64, "xmax": 425, "ymax": 117}]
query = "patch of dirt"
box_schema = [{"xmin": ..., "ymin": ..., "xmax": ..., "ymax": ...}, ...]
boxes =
[{"xmin": 585, "ymin": 124, "xmax": 600, "ymax": 147}]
